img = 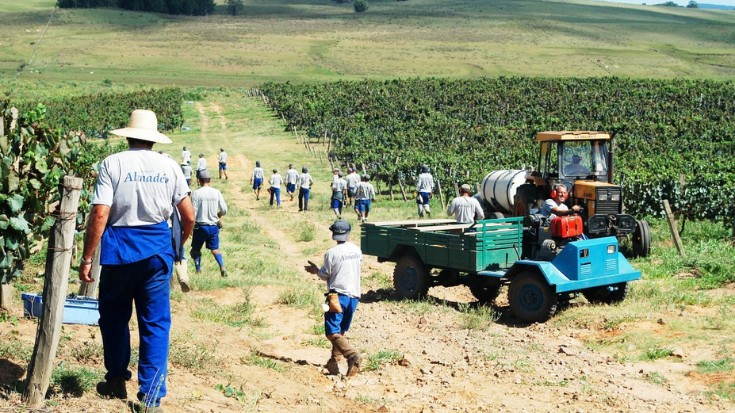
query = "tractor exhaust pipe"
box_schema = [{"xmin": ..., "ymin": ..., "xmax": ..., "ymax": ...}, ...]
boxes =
[{"xmin": 608, "ymin": 136, "xmax": 615, "ymax": 185}]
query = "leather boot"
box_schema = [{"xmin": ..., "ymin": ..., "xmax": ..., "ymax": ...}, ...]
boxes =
[
  {"xmin": 325, "ymin": 345, "xmax": 343, "ymax": 375},
  {"xmin": 332, "ymin": 336, "xmax": 363, "ymax": 377},
  {"xmin": 97, "ymin": 375, "xmax": 127, "ymax": 399}
]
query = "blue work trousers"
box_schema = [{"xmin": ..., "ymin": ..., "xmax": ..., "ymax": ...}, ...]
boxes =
[
  {"xmin": 270, "ymin": 187, "xmax": 281, "ymax": 206},
  {"xmin": 98, "ymin": 254, "xmax": 172, "ymax": 404},
  {"xmin": 299, "ymin": 188, "xmax": 310, "ymax": 211}
]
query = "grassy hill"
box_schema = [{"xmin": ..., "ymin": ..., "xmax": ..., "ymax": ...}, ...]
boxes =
[{"xmin": 1, "ymin": 0, "xmax": 734, "ymax": 93}]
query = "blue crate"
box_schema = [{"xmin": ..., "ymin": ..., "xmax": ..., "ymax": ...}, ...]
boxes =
[{"xmin": 22, "ymin": 293, "xmax": 100, "ymax": 326}]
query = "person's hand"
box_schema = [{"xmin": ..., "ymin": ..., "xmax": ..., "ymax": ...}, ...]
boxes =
[
  {"xmin": 429, "ymin": 193, "xmax": 434, "ymax": 199},
  {"xmin": 304, "ymin": 260, "xmax": 319, "ymax": 274},
  {"xmin": 572, "ymin": 205, "xmax": 582, "ymax": 213},
  {"xmin": 79, "ymin": 261, "xmax": 94, "ymax": 283}
]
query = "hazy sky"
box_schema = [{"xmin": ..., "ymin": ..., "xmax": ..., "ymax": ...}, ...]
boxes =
[{"xmin": 597, "ymin": 0, "xmax": 735, "ymax": 6}]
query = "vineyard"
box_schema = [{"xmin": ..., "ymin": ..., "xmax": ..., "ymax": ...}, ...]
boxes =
[
  {"xmin": 0, "ymin": 86, "xmax": 182, "ymax": 283},
  {"xmin": 259, "ymin": 77, "xmax": 735, "ymax": 223},
  {"xmin": 13, "ymin": 88, "xmax": 184, "ymax": 139}
]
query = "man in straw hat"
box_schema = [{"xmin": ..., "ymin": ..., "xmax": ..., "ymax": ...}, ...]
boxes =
[
  {"xmin": 305, "ymin": 219, "xmax": 365, "ymax": 377},
  {"xmin": 79, "ymin": 109, "xmax": 195, "ymax": 412}
]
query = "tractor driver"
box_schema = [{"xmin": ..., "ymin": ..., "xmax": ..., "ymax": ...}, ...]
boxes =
[
  {"xmin": 563, "ymin": 154, "xmax": 591, "ymax": 176},
  {"xmin": 541, "ymin": 184, "xmax": 581, "ymax": 219}
]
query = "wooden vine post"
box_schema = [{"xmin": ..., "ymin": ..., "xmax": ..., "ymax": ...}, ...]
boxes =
[
  {"xmin": 662, "ymin": 199, "xmax": 685, "ymax": 256},
  {"xmin": 23, "ymin": 176, "xmax": 83, "ymax": 407},
  {"xmin": 436, "ymin": 179, "xmax": 446, "ymax": 210}
]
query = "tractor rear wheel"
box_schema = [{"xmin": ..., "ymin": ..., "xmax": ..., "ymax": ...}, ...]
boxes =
[
  {"xmin": 513, "ymin": 184, "xmax": 538, "ymax": 217},
  {"xmin": 508, "ymin": 271, "xmax": 557, "ymax": 323},
  {"xmin": 633, "ymin": 220, "xmax": 651, "ymax": 258},
  {"xmin": 469, "ymin": 276, "xmax": 502, "ymax": 304},
  {"xmin": 393, "ymin": 254, "xmax": 430, "ymax": 300},
  {"xmin": 582, "ymin": 282, "xmax": 630, "ymax": 305}
]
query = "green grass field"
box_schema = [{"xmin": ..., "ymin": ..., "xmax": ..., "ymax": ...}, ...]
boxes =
[{"xmin": 1, "ymin": 0, "xmax": 735, "ymax": 98}]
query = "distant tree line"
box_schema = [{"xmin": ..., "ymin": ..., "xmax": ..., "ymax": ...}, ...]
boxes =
[{"xmin": 56, "ymin": 0, "xmax": 215, "ymax": 15}]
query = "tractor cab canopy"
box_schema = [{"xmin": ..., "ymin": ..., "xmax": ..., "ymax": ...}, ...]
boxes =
[{"xmin": 536, "ymin": 131, "xmax": 611, "ymax": 181}]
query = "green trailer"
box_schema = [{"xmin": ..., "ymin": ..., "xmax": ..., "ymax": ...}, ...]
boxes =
[
  {"xmin": 361, "ymin": 217, "xmax": 641, "ymax": 323},
  {"xmin": 361, "ymin": 217, "xmax": 523, "ymax": 302}
]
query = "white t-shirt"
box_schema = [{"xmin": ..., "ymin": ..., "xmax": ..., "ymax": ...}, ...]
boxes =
[
  {"xmin": 269, "ymin": 173, "xmax": 283, "ymax": 187},
  {"xmin": 346, "ymin": 172, "xmax": 361, "ymax": 188},
  {"xmin": 354, "ymin": 182, "xmax": 375, "ymax": 200},
  {"xmin": 298, "ymin": 173, "xmax": 313, "ymax": 189},
  {"xmin": 196, "ymin": 157, "xmax": 207, "ymax": 172},
  {"xmin": 191, "ymin": 185, "xmax": 227, "ymax": 225},
  {"xmin": 285, "ymin": 169, "xmax": 299, "ymax": 185},
  {"xmin": 447, "ymin": 196, "xmax": 484, "ymax": 223},
  {"xmin": 318, "ymin": 242, "xmax": 363, "ymax": 298},
  {"xmin": 252, "ymin": 167, "xmax": 265, "ymax": 180},
  {"xmin": 219, "ymin": 151, "xmax": 227, "ymax": 164},
  {"xmin": 541, "ymin": 199, "xmax": 568, "ymax": 219},
  {"xmin": 181, "ymin": 150, "xmax": 191, "ymax": 164},
  {"xmin": 92, "ymin": 149, "xmax": 191, "ymax": 227},
  {"xmin": 416, "ymin": 173, "xmax": 435, "ymax": 193},
  {"xmin": 332, "ymin": 178, "xmax": 347, "ymax": 192},
  {"xmin": 181, "ymin": 164, "xmax": 193, "ymax": 179}
]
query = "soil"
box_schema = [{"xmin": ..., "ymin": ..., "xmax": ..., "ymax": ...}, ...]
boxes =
[{"xmin": 1, "ymin": 103, "xmax": 733, "ymax": 413}]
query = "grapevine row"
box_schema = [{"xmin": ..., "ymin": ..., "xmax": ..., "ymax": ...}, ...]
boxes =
[
  {"xmin": 258, "ymin": 77, "xmax": 734, "ymax": 223},
  {"xmin": 13, "ymin": 88, "xmax": 184, "ymax": 138}
]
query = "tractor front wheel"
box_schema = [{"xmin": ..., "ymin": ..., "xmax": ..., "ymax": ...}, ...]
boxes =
[
  {"xmin": 633, "ymin": 220, "xmax": 651, "ymax": 258},
  {"xmin": 393, "ymin": 254, "xmax": 430, "ymax": 300},
  {"xmin": 508, "ymin": 271, "xmax": 557, "ymax": 323}
]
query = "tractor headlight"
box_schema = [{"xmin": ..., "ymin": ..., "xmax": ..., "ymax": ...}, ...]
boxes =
[
  {"xmin": 611, "ymin": 193, "xmax": 620, "ymax": 202},
  {"xmin": 608, "ymin": 245, "xmax": 616, "ymax": 254},
  {"xmin": 598, "ymin": 192, "xmax": 608, "ymax": 201}
]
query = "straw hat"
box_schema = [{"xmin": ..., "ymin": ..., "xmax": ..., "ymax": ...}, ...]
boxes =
[{"xmin": 110, "ymin": 109, "xmax": 172, "ymax": 144}]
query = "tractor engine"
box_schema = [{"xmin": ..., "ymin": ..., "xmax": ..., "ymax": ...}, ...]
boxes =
[{"xmin": 572, "ymin": 181, "xmax": 636, "ymax": 237}]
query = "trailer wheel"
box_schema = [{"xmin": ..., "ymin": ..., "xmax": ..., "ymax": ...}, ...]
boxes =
[
  {"xmin": 393, "ymin": 254, "xmax": 430, "ymax": 300},
  {"xmin": 469, "ymin": 277, "xmax": 502, "ymax": 304},
  {"xmin": 582, "ymin": 282, "xmax": 629, "ymax": 304},
  {"xmin": 633, "ymin": 220, "xmax": 651, "ymax": 258},
  {"xmin": 508, "ymin": 271, "xmax": 557, "ymax": 323}
]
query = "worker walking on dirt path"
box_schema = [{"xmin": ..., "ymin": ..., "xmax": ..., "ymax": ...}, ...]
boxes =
[
  {"xmin": 305, "ymin": 219, "xmax": 364, "ymax": 377},
  {"xmin": 416, "ymin": 164, "xmax": 435, "ymax": 218},
  {"xmin": 285, "ymin": 163, "xmax": 299, "ymax": 202},
  {"xmin": 541, "ymin": 184, "xmax": 581, "ymax": 219},
  {"xmin": 181, "ymin": 146, "xmax": 191, "ymax": 165},
  {"xmin": 181, "ymin": 162, "xmax": 193, "ymax": 187},
  {"xmin": 218, "ymin": 147, "xmax": 228, "ymax": 180},
  {"xmin": 297, "ymin": 166, "xmax": 314, "ymax": 212},
  {"xmin": 196, "ymin": 152, "xmax": 207, "ymax": 179},
  {"xmin": 331, "ymin": 171, "xmax": 347, "ymax": 218},
  {"xmin": 190, "ymin": 171, "xmax": 228, "ymax": 277},
  {"xmin": 447, "ymin": 184, "xmax": 484, "ymax": 224},
  {"xmin": 345, "ymin": 167, "xmax": 360, "ymax": 207},
  {"xmin": 79, "ymin": 109, "xmax": 195, "ymax": 412},
  {"xmin": 269, "ymin": 168, "xmax": 283, "ymax": 207},
  {"xmin": 354, "ymin": 174, "xmax": 376, "ymax": 223},
  {"xmin": 250, "ymin": 160, "xmax": 265, "ymax": 200}
]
